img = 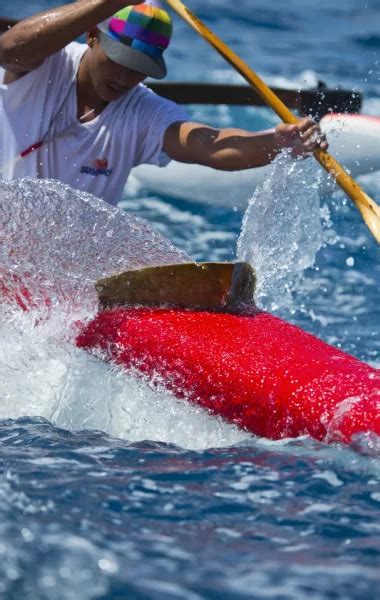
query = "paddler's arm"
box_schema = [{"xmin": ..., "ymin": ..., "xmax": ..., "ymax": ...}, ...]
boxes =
[
  {"xmin": 163, "ymin": 117, "xmax": 328, "ymax": 170},
  {"xmin": 0, "ymin": 0, "xmax": 143, "ymax": 82}
]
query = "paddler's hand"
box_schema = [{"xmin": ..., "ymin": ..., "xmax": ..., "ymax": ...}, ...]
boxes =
[{"xmin": 274, "ymin": 117, "xmax": 328, "ymax": 157}]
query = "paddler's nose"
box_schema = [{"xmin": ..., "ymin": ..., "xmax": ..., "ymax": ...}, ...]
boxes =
[{"xmin": 115, "ymin": 65, "xmax": 146, "ymax": 89}]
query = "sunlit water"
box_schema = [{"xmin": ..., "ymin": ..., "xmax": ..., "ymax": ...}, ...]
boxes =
[{"xmin": 1, "ymin": 1, "xmax": 380, "ymax": 598}]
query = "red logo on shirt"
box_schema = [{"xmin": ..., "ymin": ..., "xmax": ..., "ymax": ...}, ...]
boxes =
[
  {"xmin": 80, "ymin": 157, "xmax": 113, "ymax": 177},
  {"xmin": 93, "ymin": 158, "xmax": 108, "ymax": 169}
]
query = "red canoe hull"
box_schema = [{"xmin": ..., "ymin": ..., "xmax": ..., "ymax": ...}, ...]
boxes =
[{"xmin": 77, "ymin": 307, "xmax": 380, "ymax": 443}]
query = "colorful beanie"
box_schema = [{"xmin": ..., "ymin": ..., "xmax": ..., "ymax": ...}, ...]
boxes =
[{"xmin": 98, "ymin": 1, "xmax": 173, "ymax": 79}]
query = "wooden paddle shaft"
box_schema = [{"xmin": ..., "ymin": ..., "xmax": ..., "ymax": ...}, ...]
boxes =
[{"xmin": 164, "ymin": 0, "xmax": 380, "ymax": 243}]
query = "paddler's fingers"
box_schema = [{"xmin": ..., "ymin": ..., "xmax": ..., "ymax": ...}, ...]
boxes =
[
  {"xmin": 275, "ymin": 119, "xmax": 328, "ymax": 157},
  {"xmin": 298, "ymin": 119, "xmax": 329, "ymax": 151}
]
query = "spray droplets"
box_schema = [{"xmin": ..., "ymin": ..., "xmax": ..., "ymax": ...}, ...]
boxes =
[{"xmin": 237, "ymin": 152, "xmax": 323, "ymax": 311}]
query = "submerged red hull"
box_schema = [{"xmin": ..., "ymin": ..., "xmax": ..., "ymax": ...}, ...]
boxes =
[{"xmin": 77, "ymin": 307, "xmax": 380, "ymax": 444}]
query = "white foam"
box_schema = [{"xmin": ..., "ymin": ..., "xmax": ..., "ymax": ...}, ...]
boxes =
[
  {"xmin": 0, "ymin": 308, "xmax": 250, "ymax": 449},
  {"xmin": 0, "ymin": 178, "xmax": 250, "ymax": 449}
]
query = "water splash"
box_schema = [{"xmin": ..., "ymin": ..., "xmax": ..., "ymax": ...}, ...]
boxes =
[
  {"xmin": 1, "ymin": 178, "xmax": 190, "ymax": 314},
  {"xmin": 237, "ymin": 152, "xmax": 324, "ymax": 311},
  {"xmin": 0, "ymin": 307, "xmax": 249, "ymax": 448},
  {"xmin": 0, "ymin": 178, "xmax": 248, "ymax": 449}
]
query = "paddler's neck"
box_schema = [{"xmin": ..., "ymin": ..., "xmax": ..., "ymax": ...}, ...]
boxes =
[{"xmin": 76, "ymin": 50, "xmax": 108, "ymax": 123}]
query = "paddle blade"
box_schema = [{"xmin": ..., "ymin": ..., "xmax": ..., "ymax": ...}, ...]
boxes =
[{"xmin": 96, "ymin": 262, "xmax": 256, "ymax": 312}]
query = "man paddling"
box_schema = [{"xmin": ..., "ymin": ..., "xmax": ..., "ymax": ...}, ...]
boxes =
[{"xmin": 0, "ymin": 0, "xmax": 328, "ymax": 206}]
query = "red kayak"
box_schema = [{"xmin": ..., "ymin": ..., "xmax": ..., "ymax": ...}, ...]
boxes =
[
  {"xmin": 77, "ymin": 306, "xmax": 380, "ymax": 444},
  {"xmin": 2, "ymin": 262, "xmax": 379, "ymax": 444}
]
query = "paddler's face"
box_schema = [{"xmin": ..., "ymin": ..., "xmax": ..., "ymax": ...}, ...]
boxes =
[{"xmin": 86, "ymin": 33, "xmax": 147, "ymax": 102}]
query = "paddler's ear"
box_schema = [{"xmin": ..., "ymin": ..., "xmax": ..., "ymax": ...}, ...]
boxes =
[{"xmin": 86, "ymin": 29, "xmax": 99, "ymax": 49}]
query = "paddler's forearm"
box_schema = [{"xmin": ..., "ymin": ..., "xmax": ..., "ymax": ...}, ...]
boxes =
[
  {"xmin": 0, "ymin": 1, "xmax": 139, "ymax": 73},
  {"xmin": 164, "ymin": 122, "xmax": 280, "ymax": 170},
  {"xmin": 198, "ymin": 127, "xmax": 280, "ymax": 170},
  {"xmin": 164, "ymin": 119, "xmax": 327, "ymax": 170}
]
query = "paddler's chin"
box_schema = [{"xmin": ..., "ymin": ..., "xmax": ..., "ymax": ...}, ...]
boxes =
[
  {"xmin": 96, "ymin": 77, "xmax": 142, "ymax": 102},
  {"xmin": 100, "ymin": 83, "xmax": 129, "ymax": 102},
  {"xmin": 87, "ymin": 43, "xmax": 146, "ymax": 102}
]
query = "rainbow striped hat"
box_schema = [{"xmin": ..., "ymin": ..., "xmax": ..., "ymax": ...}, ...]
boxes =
[{"xmin": 98, "ymin": 1, "xmax": 172, "ymax": 79}]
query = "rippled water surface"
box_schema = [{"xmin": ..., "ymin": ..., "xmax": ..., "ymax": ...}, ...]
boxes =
[{"xmin": 1, "ymin": 1, "xmax": 380, "ymax": 598}]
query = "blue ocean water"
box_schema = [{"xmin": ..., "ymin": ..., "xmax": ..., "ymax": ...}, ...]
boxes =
[{"xmin": 1, "ymin": 1, "xmax": 380, "ymax": 599}]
